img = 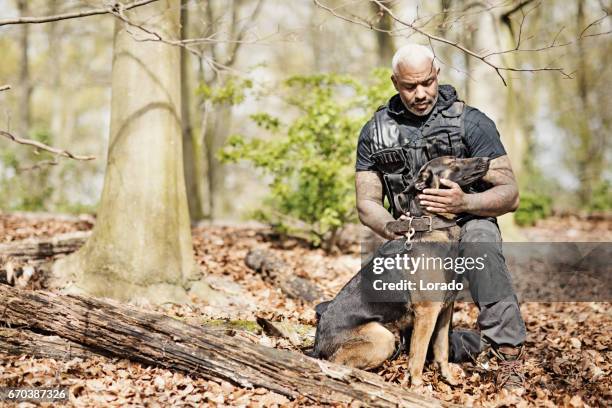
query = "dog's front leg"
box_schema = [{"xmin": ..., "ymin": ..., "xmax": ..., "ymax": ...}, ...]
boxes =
[
  {"xmin": 408, "ymin": 304, "xmax": 441, "ymax": 387},
  {"xmin": 432, "ymin": 304, "xmax": 462, "ymax": 385}
]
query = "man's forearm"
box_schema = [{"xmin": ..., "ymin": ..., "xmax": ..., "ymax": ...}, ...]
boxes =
[
  {"xmin": 464, "ymin": 184, "xmax": 519, "ymax": 217},
  {"xmin": 357, "ymin": 199, "xmax": 396, "ymax": 240}
]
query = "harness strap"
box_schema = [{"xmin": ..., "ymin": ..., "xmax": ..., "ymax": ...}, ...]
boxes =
[{"xmin": 382, "ymin": 173, "xmax": 409, "ymax": 217}]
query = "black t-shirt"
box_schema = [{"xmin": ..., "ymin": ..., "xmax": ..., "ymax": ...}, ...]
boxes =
[{"xmin": 355, "ymin": 104, "xmax": 507, "ymax": 172}]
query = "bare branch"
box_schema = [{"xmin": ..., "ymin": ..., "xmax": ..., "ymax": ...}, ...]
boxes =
[
  {"xmin": 313, "ymin": 0, "xmax": 576, "ymax": 86},
  {"xmin": 0, "ymin": 130, "xmax": 95, "ymax": 161},
  {"xmin": 0, "ymin": 0, "xmax": 159, "ymax": 27},
  {"xmin": 0, "ymin": 85, "xmax": 10, "ymax": 92},
  {"xmin": 579, "ymin": 10, "xmax": 611, "ymax": 38},
  {"xmin": 18, "ymin": 158, "xmax": 59, "ymax": 173},
  {"xmin": 226, "ymin": 0, "xmax": 266, "ymax": 67}
]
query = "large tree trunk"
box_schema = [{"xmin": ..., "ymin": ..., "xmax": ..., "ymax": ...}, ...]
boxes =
[
  {"xmin": 53, "ymin": 0, "xmax": 198, "ymax": 303},
  {"xmin": 0, "ymin": 285, "xmax": 447, "ymax": 408}
]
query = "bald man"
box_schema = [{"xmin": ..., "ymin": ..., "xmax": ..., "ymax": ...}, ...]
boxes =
[{"xmin": 355, "ymin": 44, "xmax": 526, "ymax": 390}]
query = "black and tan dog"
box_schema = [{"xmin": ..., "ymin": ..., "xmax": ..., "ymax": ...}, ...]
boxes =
[{"xmin": 309, "ymin": 156, "xmax": 490, "ymax": 387}]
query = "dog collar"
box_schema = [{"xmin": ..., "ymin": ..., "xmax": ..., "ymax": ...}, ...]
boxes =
[{"xmin": 386, "ymin": 215, "xmax": 456, "ymax": 234}]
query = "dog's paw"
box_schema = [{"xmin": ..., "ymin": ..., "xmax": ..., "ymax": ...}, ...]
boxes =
[
  {"xmin": 440, "ymin": 363, "xmax": 465, "ymax": 386},
  {"xmin": 410, "ymin": 376, "xmax": 424, "ymax": 388}
]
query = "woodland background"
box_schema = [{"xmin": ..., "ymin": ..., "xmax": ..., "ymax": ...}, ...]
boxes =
[
  {"xmin": 0, "ymin": 0, "xmax": 610, "ymax": 407},
  {"xmin": 0, "ymin": 0, "xmax": 609, "ymax": 225}
]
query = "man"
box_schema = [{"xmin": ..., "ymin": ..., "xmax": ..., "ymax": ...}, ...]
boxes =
[{"xmin": 355, "ymin": 44, "xmax": 526, "ymax": 390}]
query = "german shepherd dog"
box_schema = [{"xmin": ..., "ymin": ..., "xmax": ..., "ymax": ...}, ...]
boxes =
[{"xmin": 309, "ymin": 156, "xmax": 490, "ymax": 387}]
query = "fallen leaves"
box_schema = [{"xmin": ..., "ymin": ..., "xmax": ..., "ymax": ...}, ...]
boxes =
[{"xmin": 0, "ymin": 213, "xmax": 610, "ymax": 407}]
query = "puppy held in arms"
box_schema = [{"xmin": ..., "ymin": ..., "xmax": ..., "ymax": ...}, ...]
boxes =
[{"xmin": 309, "ymin": 156, "xmax": 490, "ymax": 387}]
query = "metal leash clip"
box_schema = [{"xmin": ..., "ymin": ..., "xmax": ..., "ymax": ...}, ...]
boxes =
[{"xmin": 404, "ymin": 216, "xmax": 416, "ymax": 251}]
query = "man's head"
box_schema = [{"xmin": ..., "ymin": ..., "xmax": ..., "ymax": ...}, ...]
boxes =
[{"xmin": 391, "ymin": 44, "xmax": 440, "ymax": 117}]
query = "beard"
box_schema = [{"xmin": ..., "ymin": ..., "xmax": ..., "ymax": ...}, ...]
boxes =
[{"xmin": 406, "ymin": 94, "xmax": 438, "ymax": 117}]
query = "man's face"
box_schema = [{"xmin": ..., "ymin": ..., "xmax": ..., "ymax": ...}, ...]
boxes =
[{"xmin": 391, "ymin": 59, "xmax": 440, "ymax": 116}]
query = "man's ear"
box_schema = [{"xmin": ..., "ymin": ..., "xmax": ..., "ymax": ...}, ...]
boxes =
[{"xmin": 391, "ymin": 74, "xmax": 399, "ymax": 92}]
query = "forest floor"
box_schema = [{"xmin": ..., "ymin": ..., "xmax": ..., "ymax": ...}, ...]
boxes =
[{"xmin": 0, "ymin": 212, "xmax": 610, "ymax": 407}]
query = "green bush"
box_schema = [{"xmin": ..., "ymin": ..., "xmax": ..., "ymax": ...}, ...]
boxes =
[
  {"xmin": 515, "ymin": 191, "xmax": 553, "ymax": 226},
  {"xmin": 586, "ymin": 180, "xmax": 612, "ymax": 212},
  {"xmin": 220, "ymin": 69, "xmax": 394, "ymax": 249}
]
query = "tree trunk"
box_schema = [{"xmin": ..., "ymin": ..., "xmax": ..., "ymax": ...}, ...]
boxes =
[
  {"xmin": 180, "ymin": 0, "xmax": 205, "ymax": 221},
  {"xmin": 17, "ymin": 0, "xmax": 31, "ymax": 137},
  {"xmin": 204, "ymin": 102, "xmax": 232, "ymax": 219},
  {"xmin": 370, "ymin": 0, "xmax": 395, "ymax": 66},
  {"xmin": 0, "ymin": 285, "xmax": 447, "ymax": 408},
  {"xmin": 52, "ymin": 0, "xmax": 198, "ymax": 303},
  {"xmin": 468, "ymin": 4, "xmax": 526, "ymax": 240},
  {"xmin": 574, "ymin": 0, "xmax": 597, "ymax": 205}
]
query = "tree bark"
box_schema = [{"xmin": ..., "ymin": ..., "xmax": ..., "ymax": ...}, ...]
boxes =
[
  {"xmin": 370, "ymin": 0, "xmax": 394, "ymax": 66},
  {"xmin": 0, "ymin": 327, "xmax": 100, "ymax": 360},
  {"xmin": 467, "ymin": 3, "xmax": 526, "ymax": 240},
  {"xmin": 244, "ymin": 248, "xmax": 323, "ymax": 302},
  {"xmin": 0, "ymin": 286, "xmax": 448, "ymax": 408},
  {"xmin": 17, "ymin": 0, "xmax": 31, "ymax": 138},
  {"xmin": 181, "ymin": 0, "xmax": 205, "ymax": 221},
  {"xmin": 0, "ymin": 231, "xmax": 89, "ymax": 261},
  {"xmin": 204, "ymin": 102, "xmax": 233, "ymax": 220},
  {"xmin": 52, "ymin": 0, "xmax": 198, "ymax": 303}
]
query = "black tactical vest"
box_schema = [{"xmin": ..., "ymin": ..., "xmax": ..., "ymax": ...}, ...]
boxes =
[{"xmin": 369, "ymin": 85, "xmax": 468, "ymax": 218}]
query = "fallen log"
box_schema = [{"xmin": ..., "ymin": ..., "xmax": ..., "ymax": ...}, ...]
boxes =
[
  {"xmin": 0, "ymin": 327, "xmax": 100, "ymax": 360},
  {"xmin": 245, "ymin": 248, "xmax": 323, "ymax": 302},
  {"xmin": 0, "ymin": 285, "xmax": 448, "ymax": 407},
  {"xmin": 0, "ymin": 231, "xmax": 89, "ymax": 261}
]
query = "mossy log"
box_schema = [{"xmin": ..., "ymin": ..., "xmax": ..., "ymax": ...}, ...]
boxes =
[{"xmin": 0, "ymin": 285, "xmax": 448, "ymax": 407}]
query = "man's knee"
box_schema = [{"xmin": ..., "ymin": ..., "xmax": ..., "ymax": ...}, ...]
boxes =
[
  {"xmin": 459, "ymin": 218, "xmax": 514, "ymax": 304},
  {"xmin": 460, "ymin": 219, "xmax": 501, "ymax": 243}
]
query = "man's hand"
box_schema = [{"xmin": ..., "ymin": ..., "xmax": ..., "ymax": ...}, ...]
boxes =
[
  {"xmin": 418, "ymin": 179, "xmax": 469, "ymax": 214},
  {"xmin": 417, "ymin": 155, "xmax": 520, "ymax": 217}
]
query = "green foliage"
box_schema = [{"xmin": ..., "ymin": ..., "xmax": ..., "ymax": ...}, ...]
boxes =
[
  {"xmin": 586, "ymin": 180, "xmax": 612, "ymax": 212},
  {"xmin": 220, "ymin": 70, "xmax": 395, "ymax": 248},
  {"xmin": 196, "ymin": 76, "xmax": 253, "ymax": 105},
  {"xmin": 515, "ymin": 191, "xmax": 553, "ymax": 226},
  {"xmin": 55, "ymin": 200, "xmax": 97, "ymax": 215}
]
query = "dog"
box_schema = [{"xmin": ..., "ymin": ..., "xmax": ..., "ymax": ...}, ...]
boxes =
[{"xmin": 309, "ymin": 156, "xmax": 490, "ymax": 387}]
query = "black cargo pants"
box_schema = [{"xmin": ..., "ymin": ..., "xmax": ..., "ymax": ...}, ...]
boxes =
[{"xmin": 458, "ymin": 218, "xmax": 526, "ymax": 347}]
